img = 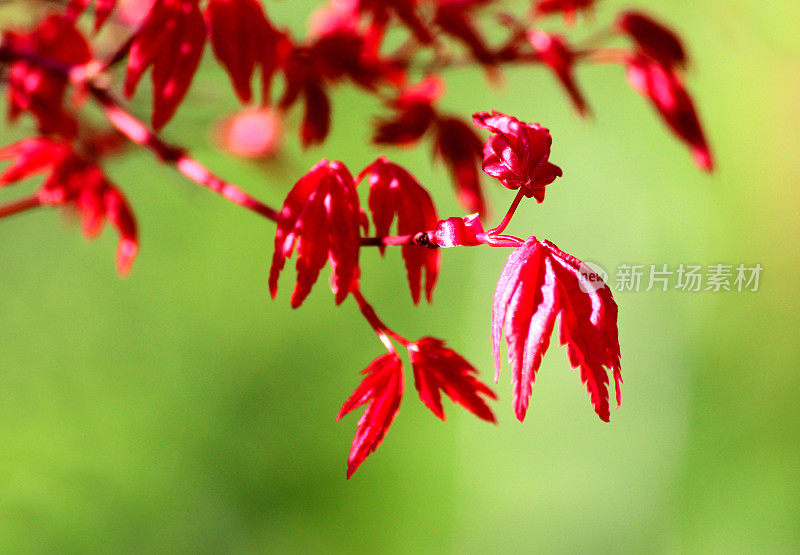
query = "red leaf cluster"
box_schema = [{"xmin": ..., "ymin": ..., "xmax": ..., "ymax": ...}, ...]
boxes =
[
  {"xmin": 124, "ymin": 0, "xmax": 206, "ymax": 130},
  {"xmin": 337, "ymin": 352, "xmax": 404, "ymax": 479},
  {"xmin": 339, "ymin": 337, "xmax": 496, "ymax": 477},
  {"xmin": 375, "ymin": 78, "xmax": 487, "ymax": 215},
  {"xmin": 409, "ymin": 337, "xmax": 496, "ymax": 422},
  {"xmin": 4, "ymin": 15, "xmax": 92, "ymax": 139},
  {"xmin": 206, "ymin": 0, "xmax": 284, "ymax": 104},
  {"xmin": 359, "ymin": 157, "xmax": 439, "ymax": 304},
  {"xmin": 269, "ymin": 159, "xmax": 365, "ymax": 308},
  {"xmin": 473, "ymin": 111, "xmax": 562, "ymax": 203},
  {"xmin": 0, "ymin": 138, "xmax": 138, "ymax": 275},
  {"xmin": 492, "ymin": 237, "xmax": 621, "ymax": 422}
]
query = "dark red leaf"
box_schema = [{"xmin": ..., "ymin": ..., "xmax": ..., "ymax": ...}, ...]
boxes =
[
  {"xmin": 66, "ymin": 0, "xmax": 118, "ymax": 31},
  {"xmin": 0, "ymin": 138, "xmax": 138, "ymax": 275},
  {"xmin": 617, "ymin": 11, "xmax": 687, "ymax": 69},
  {"xmin": 206, "ymin": 0, "xmax": 279, "ymax": 103},
  {"xmin": 434, "ymin": 1, "xmax": 495, "ymax": 66},
  {"xmin": 5, "ymin": 16, "xmax": 92, "ymax": 139},
  {"xmin": 269, "ymin": 160, "xmax": 362, "ymax": 307},
  {"xmin": 529, "ymin": 30, "xmax": 589, "ymax": 116},
  {"xmin": 627, "ymin": 56, "xmax": 713, "ymax": 171},
  {"xmin": 408, "ymin": 337, "xmax": 496, "ymax": 422},
  {"xmin": 337, "ymin": 352, "xmax": 404, "ymax": 478},
  {"xmin": 492, "ymin": 237, "xmax": 621, "ymax": 422},
  {"xmin": 434, "ymin": 117, "xmax": 486, "ymax": 216},
  {"xmin": 124, "ymin": 0, "xmax": 206, "ymax": 130},
  {"xmin": 300, "ymin": 83, "xmax": 331, "ymax": 147},
  {"xmin": 358, "ymin": 157, "xmax": 439, "ymax": 303},
  {"xmin": 373, "ymin": 77, "xmax": 441, "ymax": 145}
]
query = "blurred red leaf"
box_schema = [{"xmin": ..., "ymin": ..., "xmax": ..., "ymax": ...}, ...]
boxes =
[
  {"xmin": 617, "ymin": 11, "xmax": 687, "ymax": 69},
  {"xmin": 124, "ymin": 0, "xmax": 206, "ymax": 130},
  {"xmin": 5, "ymin": 15, "xmax": 92, "ymax": 139},
  {"xmin": 626, "ymin": 56, "xmax": 713, "ymax": 171},
  {"xmin": 66, "ymin": 0, "xmax": 118, "ymax": 31},
  {"xmin": 206, "ymin": 0, "xmax": 283, "ymax": 103},
  {"xmin": 0, "ymin": 138, "xmax": 138, "ymax": 275}
]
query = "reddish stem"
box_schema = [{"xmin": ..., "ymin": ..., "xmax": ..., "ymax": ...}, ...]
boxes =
[
  {"xmin": 0, "ymin": 194, "xmax": 41, "ymax": 218},
  {"xmin": 487, "ymin": 189, "xmax": 525, "ymax": 236},
  {"xmin": 351, "ymin": 287, "xmax": 409, "ymax": 352}
]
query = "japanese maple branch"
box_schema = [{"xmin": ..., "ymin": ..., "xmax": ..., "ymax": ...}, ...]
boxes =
[
  {"xmin": 0, "ymin": 194, "xmax": 41, "ymax": 218},
  {"xmin": 0, "ymin": 38, "xmax": 524, "ymax": 251},
  {"xmin": 0, "ymin": 36, "xmax": 280, "ymax": 221}
]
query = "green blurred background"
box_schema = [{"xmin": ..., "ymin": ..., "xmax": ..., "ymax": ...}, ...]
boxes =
[{"xmin": 1, "ymin": 0, "xmax": 798, "ymax": 552}]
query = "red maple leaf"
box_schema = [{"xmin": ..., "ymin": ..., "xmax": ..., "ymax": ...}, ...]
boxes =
[
  {"xmin": 626, "ymin": 56, "xmax": 713, "ymax": 171},
  {"xmin": 206, "ymin": 0, "xmax": 286, "ymax": 104},
  {"xmin": 373, "ymin": 77, "xmax": 442, "ymax": 145},
  {"xmin": 434, "ymin": 116, "xmax": 486, "ymax": 216},
  {"xmin": 269, "ymin": 160, "xmax": 365, "ymax": 308},
  {"xmin": 0, "ymin": 138, "xmax": 138, "ymax": 275},
  {"xmin": 528, "ymin": 30, "xmax": 589, "ymax": 116},
  {"xmin": 617, "ymin": 11, "xmax": 687, "ymax": 69},
  {"xmin": 337, "ymin": 352, "xmax": 404, "ymax": 478},
  {"xmin": 358, "ymin": 157, "xmax": 439, "ymax": 304},
  {"xmin": 434, "ymin": 0, "xmax": 496, "ymax": 67},
  {"xmin": 124, "ymin": 0, "xmax": 206, "ymax": 130},
  {"xmin": 356, "ymin": 0, "xmax": 433, "ymax": 45},
  {"xmin": 5, "ymin": 15, "xmax": 92, "ymax": 139},
  {"xmin": 473, "ymin": 111, "xmax": 562, "ymax": 203},
  {"xmin": 66, "ymin": 0, "xmax": 118, "ymax": 31},
  {"xmin": 492, "ymin": 237, "xmax": 621, "ymax": 422},
  {"xmin": 408, "ymin": 337, "xmax": 496, "ymax": 422}
]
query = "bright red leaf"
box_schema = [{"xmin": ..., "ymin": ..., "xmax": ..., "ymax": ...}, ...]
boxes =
[
  {"xmin": 627, "ymin": 56, "xmax": 713, "ymax": 171},
  {"xmin": 269, "ymin": 159, "xmax": 365, "ymax": 308},
  {"xmin": 408, "ymin": 337, "xmax": 496, "ymax": 422},
  {"xmin": 124, "ymin": 0, "xmax": 206, "ymax": 130},
  {"xmin": 529, "ymin": 30, "xmax": 588, "ymax": 116},
  {"xmin": 473, "ymin": 111, "xmax": 562, "ymax": 203},
  {"xmin": 0, "ymin": 138, "xmax": 138, "ymax": 275},
  {"xmin": 358, "ymin": 157, "xmax": 439, "ymax": 304},
  {"xmin": 206, "ymin": 0, "xmax": 284, "ymax": 103},
  {"xmin": 492, "ymin": 237, "xmax": 621, "ymax": 422},
  {"xmin": 337, "ymin": 352, "xmax": 404, "ymax": 478}
]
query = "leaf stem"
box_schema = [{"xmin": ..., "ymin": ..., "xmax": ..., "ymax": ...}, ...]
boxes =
[
  {"xmin": 351, "ymin": 287, "xmax": 409, "ymax": 351},
  {"xmin": 0, "ymin": 194, "xmax": 41, "ymax": 219}
]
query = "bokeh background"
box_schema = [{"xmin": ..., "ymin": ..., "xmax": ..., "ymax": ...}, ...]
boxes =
[{"xmin": 1, "ymin": 0, "xmax": 798, "ymax": 552}]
